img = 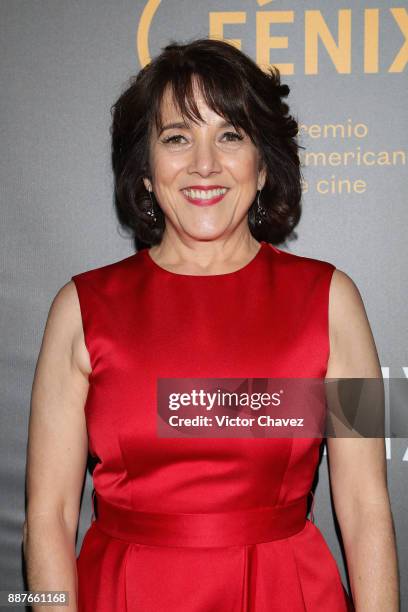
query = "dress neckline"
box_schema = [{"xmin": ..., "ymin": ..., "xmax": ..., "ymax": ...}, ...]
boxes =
[{"xmin": 143, "ymin": 240, "xmax": 268, "ymax": 279}]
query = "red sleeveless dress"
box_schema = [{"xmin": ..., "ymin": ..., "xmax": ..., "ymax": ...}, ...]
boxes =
[{"xmin": 72, "ymin": 240, "xmax": 354, "ymax": 611}]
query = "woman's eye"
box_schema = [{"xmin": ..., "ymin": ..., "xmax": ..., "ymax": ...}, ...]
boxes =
[
  {"xmin": 162, "ymin": 134, "xmax": 186, "ymax": 144},
  {"xmin": 222, "ymin": 131, "xmax": 244, "ymax": 142}
]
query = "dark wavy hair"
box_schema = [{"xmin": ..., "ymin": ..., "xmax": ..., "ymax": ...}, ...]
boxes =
[{"xmin": 110, "ymin": 37, "xmax": 303, "ymax": 248}]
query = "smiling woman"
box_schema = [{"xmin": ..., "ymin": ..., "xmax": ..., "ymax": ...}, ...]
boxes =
[
  {"xmin": 24, "ymin": 37, "xmax": 399, "ymax": 612},
  {"xmin": 139, "ymin": 80, "xmax": 270, "ymax": 260},
  {"xmin": 110, "ymin": 38, "xmax": 302, "ymax": 251}
]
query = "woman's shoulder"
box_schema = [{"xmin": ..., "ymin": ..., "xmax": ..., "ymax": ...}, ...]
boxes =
[
  {"xmin": 265, "ymin": 243, "xmax": 366, "ymax": 322},
  {"xmin": 328, "ymin": 267, "xmax": 367, "ymax": 322},
  {"xmin": 271, "ymin": 246, "xmax": 365, "ymax": 312},
  {"xmin": 38, "ymin": 280, "xmax": 92, "ymax": 379},
  {"xmin": 70, "ymin": 251, "xmax": 140, "ymax": 284},
  {"xmin": 67, "ymin": 251, "xmax": 143, "ymax": 320},
  {"xmin": 266, "ymin": 243, "xmax": 337, "ymax": 279}
]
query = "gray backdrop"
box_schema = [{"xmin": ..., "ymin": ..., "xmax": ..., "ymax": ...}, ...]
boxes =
[{"xmin": 1, "ymin": 0, "xmax": 407, "ymax": 609}]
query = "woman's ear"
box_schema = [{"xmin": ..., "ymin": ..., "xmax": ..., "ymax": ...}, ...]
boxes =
[
  {"xmin": 143, "ymin": 178, "xmax": 151, "ymax": 191},
  {"xmin": 258, "ymin": 162, "xmax": 267, "ymax": 191}
]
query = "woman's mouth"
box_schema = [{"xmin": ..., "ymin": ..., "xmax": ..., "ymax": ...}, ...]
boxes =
[{"xmin": 181, "ymin": 187, "xmax": 228, "ymax": 207}]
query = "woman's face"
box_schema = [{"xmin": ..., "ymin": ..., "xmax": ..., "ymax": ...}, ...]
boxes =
[{"xmin": 144, "ymin": 83, "xmax": 266, "ymax": 241}]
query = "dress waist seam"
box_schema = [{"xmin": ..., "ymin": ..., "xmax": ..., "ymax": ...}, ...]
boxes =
[{"xmin": 92, "ymin": 493, "xmax": 309, "ymax": 548}]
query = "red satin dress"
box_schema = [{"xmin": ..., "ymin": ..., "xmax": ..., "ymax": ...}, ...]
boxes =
[{"xmin": 72, "ymin": 240, "xmax": 354, "ymax": 611}]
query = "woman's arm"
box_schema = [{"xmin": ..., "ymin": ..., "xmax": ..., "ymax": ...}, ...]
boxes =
[
  {"xmin": 326, "ymin": 269, "xmax": 400, "ymax": 611},
  {"xmin": 23, "ymin": 281, "xmax": 91, "ymax": 611}
]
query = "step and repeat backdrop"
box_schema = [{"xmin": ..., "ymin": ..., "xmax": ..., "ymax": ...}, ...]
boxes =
[{"xmin": 1, "ymin": 0, "xmax": 407, "ymax": 608}]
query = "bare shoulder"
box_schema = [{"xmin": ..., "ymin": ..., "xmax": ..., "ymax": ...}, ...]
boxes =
[
  {"xmin": 327, "ymin": 268, "xmax": 381, "ymax": 378},
  {"xmin": 42, "ymin": 280, "xmax": 92, "ymax": 379},
  {"xmin": 329, "ymin": 268, "xmax": 366, "ymax": 320}
]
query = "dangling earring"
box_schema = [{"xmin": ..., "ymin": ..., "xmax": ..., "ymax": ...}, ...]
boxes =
[
  {"xmin": 255, "ymin": 188, "xmax": 267, "ymax": 225},
  {"xmin": 146, "ymin": 184, "xmax": 158, "ymax": 223}
]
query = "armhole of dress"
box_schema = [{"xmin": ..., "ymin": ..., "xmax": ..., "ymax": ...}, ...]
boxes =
[
  {"xmin": 71, "ymin": 274, "xmax": 94, "ymax": 385},
  {"xmin": 325, "ymin": 264, "xmax": 337, "ymax": 378}
]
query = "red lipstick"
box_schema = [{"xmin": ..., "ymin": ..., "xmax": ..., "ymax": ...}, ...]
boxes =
[{"xmin": 181, "ymin": 186, "xmax": 229, "ymax": 207}]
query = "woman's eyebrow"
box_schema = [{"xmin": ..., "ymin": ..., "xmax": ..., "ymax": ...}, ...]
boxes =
[{"xmin": 158, "ymin": 119, "xmax": 233, "ymax": 136}]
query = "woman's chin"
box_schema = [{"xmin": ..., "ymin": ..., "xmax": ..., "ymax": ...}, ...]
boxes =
[{"xmin": 182, "ymin": 226, "xmax": 232, "ymax": 242}]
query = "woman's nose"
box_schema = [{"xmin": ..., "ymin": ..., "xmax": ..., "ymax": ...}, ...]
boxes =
[{"xmin": 188, "ymin": 140, "xmax": 222, "ymax": 176}]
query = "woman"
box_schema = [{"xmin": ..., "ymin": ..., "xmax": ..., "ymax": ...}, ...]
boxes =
[{"xmin": 23, "ymin": 38, "xmax": 399, "ymax": 611}]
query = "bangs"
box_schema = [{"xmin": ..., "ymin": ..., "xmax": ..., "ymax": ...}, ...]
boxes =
[{"xmin": 151, "ymin": 68, "xmax": 256, "ymax": 141}]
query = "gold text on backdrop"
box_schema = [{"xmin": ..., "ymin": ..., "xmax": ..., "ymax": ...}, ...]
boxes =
[{"xmin": 137, "ymin": 3, "xmax": 407, "ymax": 75}]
